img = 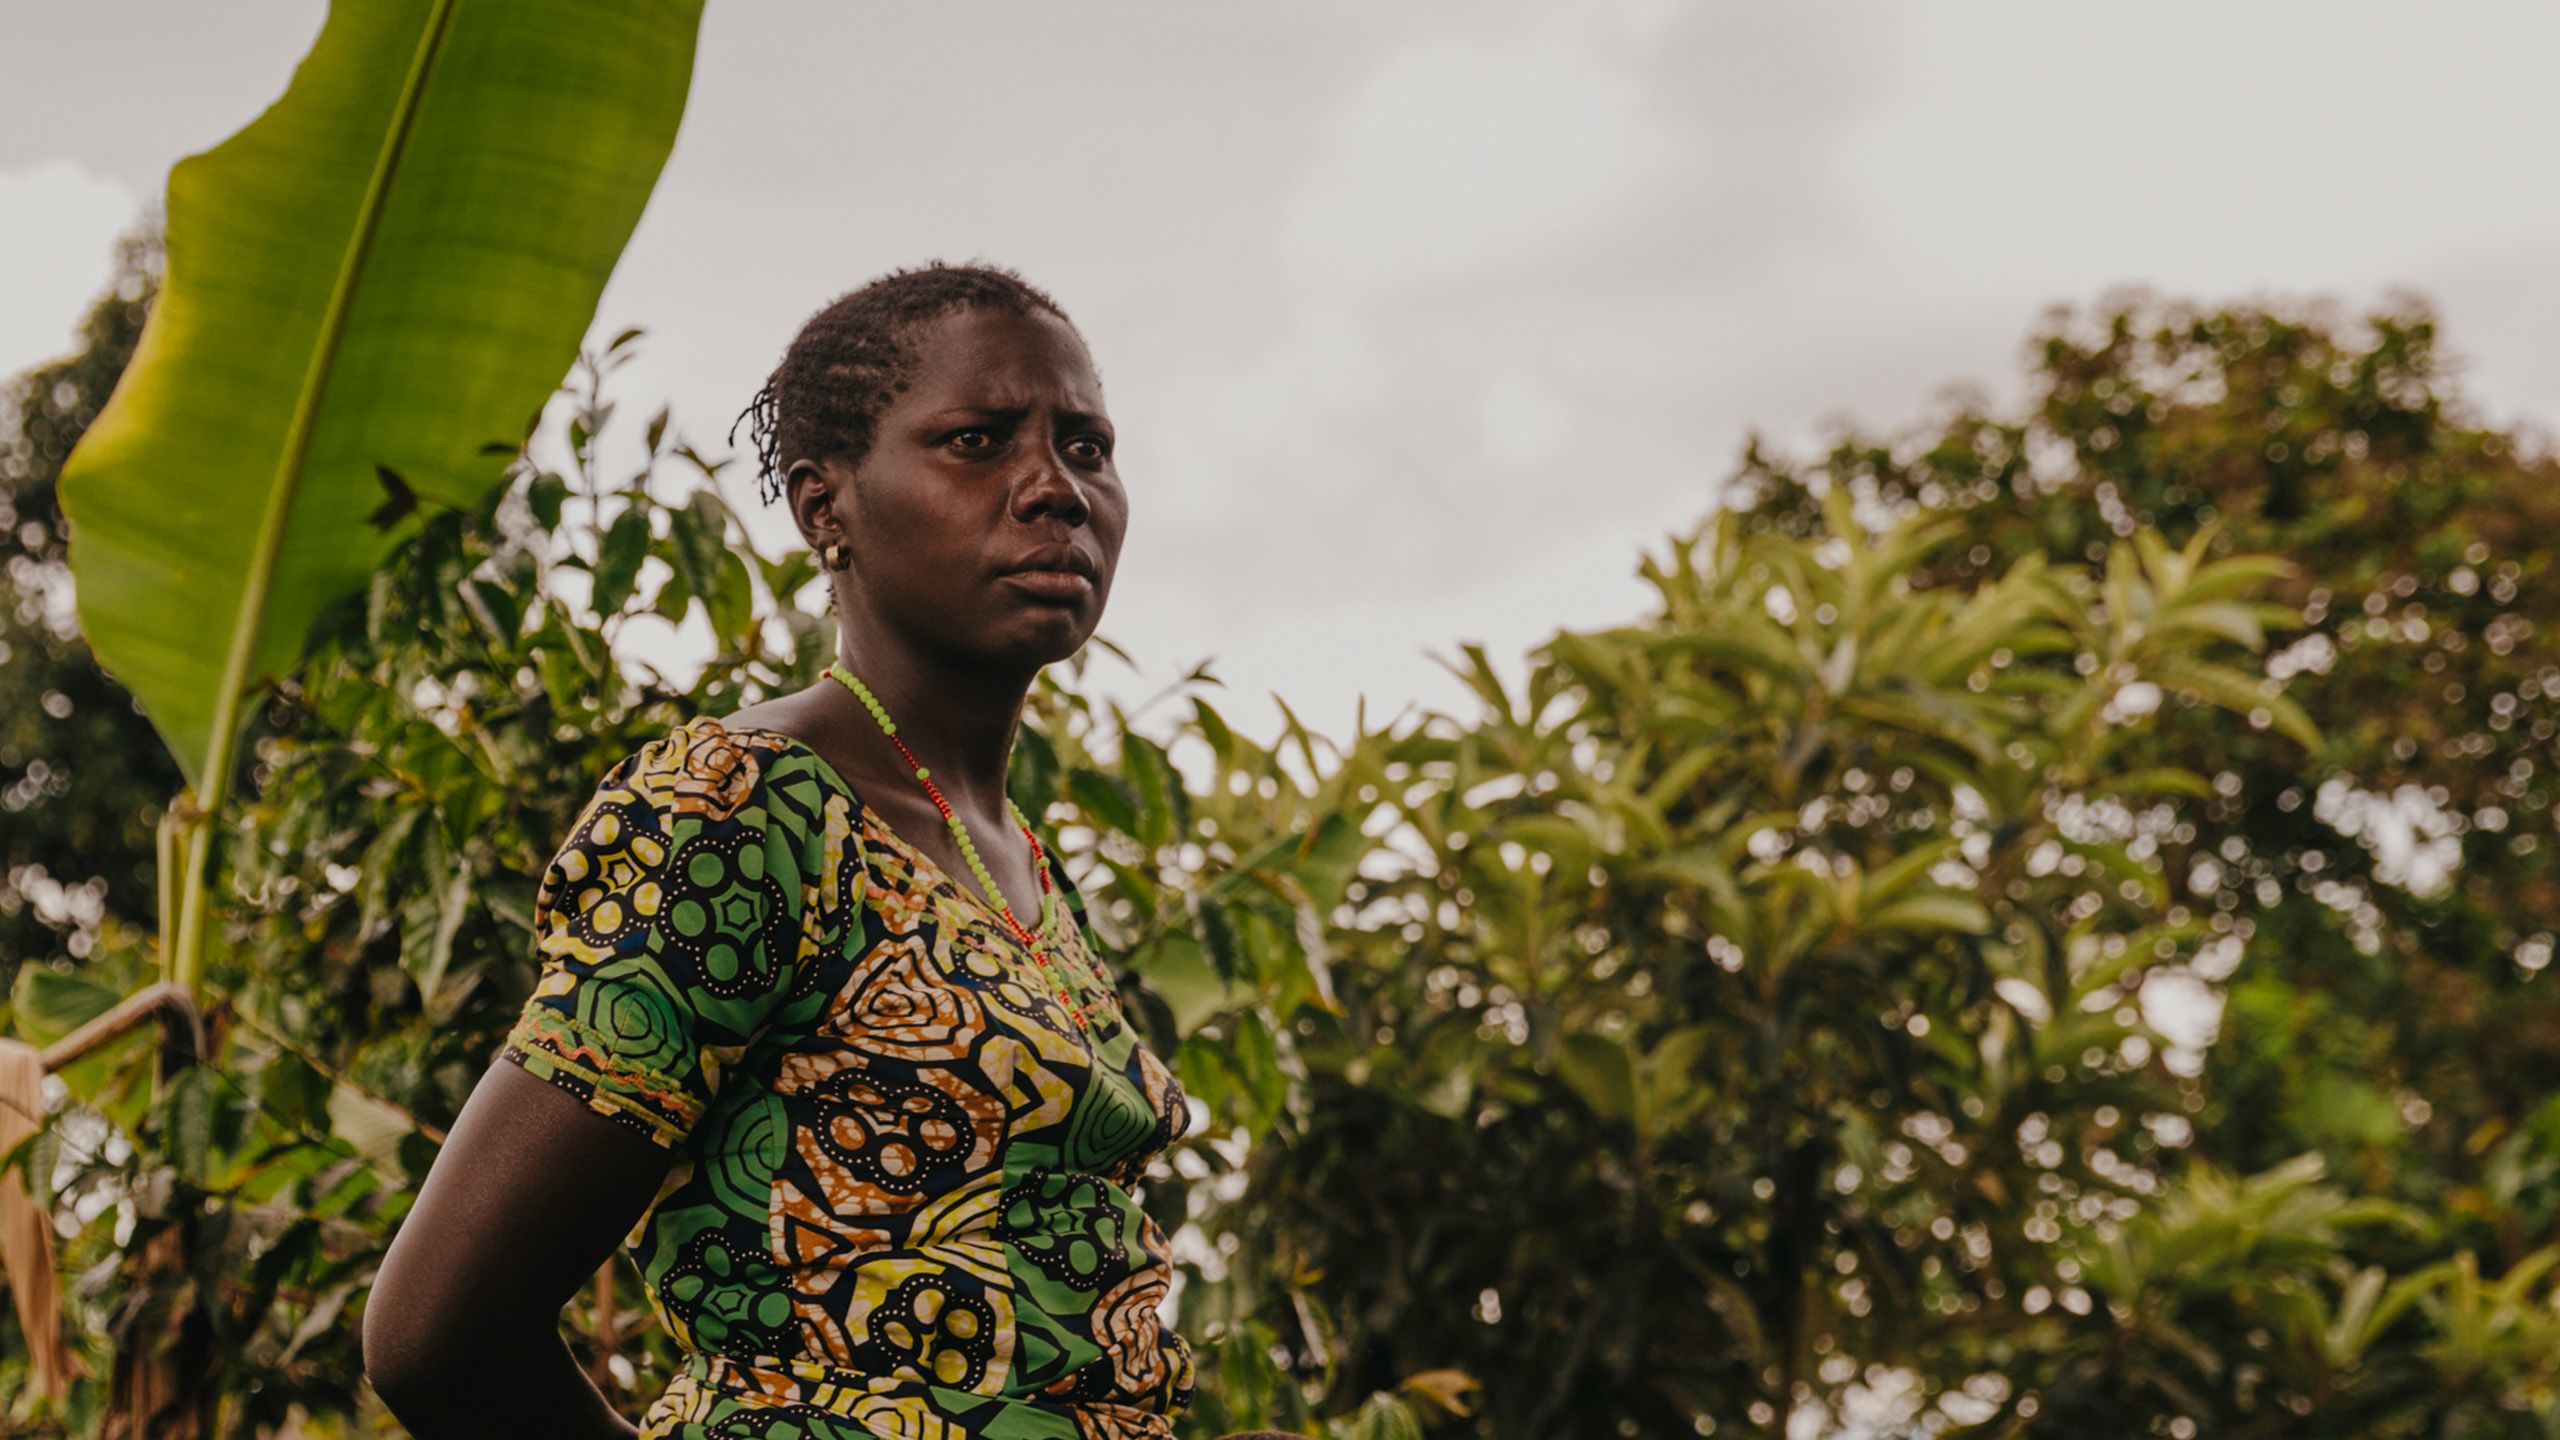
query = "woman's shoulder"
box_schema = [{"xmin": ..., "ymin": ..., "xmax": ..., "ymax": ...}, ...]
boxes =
[
  {"xmin": 580, "ymin": 713, "xmax": 862, "ymax": 866},
  {"xmin": 609, "ymin": 715, "xmax": 872, "ymax": 944},
  {"xmin": 701, "ymin": 709, "xmax": 873, "ymax": 852}
]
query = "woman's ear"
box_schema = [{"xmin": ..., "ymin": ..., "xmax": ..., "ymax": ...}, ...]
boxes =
[{"xmin": 787, "ymin": 456, "xmax": 843, "ymax": 552}]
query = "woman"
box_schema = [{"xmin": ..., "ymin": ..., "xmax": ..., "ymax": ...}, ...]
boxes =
[{"xmin": 364, "ymin": 263, "xmax": 1198, "ymax": 1440}]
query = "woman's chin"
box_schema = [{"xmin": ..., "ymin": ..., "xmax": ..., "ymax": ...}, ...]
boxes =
[{"xmin": 988, "ymin": 611, "xmax": 1098, "ymax": 667}]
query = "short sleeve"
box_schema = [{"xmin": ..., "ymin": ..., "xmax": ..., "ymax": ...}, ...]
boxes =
[{"xmin": 497, "ymin": 722, "xmax": 811, "ymax": 1150}]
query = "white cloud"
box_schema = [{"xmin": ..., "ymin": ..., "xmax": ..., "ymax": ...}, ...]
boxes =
[
  {"xmin": 1277, "ymin": 35, "xmax": 1676, "ymax": 303},
  {"xmin": 1475, "ymin": 365, "xmax": 1570, "ymax": 468},
  {"xmin": 0, "ymin": 160, "xmax": 139, "ymax": 378},
  {"xmin": 1837, "ymin": 3, "xmax": 2560, "ymax": 299},
  {"xmin": 11, "ymin": 0, "xmax": 2559, "ymax": 771}
]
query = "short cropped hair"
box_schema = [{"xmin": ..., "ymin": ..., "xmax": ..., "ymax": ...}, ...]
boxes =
[{"xmin": 733, "ymin": 261, "xmax": 1079, "ymax": 505}]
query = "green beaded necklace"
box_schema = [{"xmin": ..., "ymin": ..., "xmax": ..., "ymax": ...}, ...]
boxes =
[{"xmin": 822, "ymin": 662, "xmax": 1107, "ymax": 1033}]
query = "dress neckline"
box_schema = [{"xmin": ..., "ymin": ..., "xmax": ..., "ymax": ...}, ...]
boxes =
[{"xmin": 693, "ymin": 714, "xmax": 1069, "ymax": 947}]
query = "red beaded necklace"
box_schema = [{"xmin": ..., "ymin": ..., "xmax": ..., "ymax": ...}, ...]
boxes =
[{"xmin": 823, "ymin": 663, "xmax": 1107, "ymax": 1033}]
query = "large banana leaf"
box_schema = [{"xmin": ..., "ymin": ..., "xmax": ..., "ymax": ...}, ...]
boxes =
[{"xmin": 59, "ymin": 0, "xmax": 702, "ymax": 800}]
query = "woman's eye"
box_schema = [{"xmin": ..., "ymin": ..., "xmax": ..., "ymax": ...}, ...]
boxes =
[
  {"xmin": 1067, "ymin": 435, "xmax": 1112, "ymax": 461},
  {"xmin": 949, "ymin": 429, "xmax": 996, "ymax": 452}
]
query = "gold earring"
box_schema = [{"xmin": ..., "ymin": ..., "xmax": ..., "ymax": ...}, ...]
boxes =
[{"xmin": 822, "ymin": 541, "xmax": 848, "ymax": 571}]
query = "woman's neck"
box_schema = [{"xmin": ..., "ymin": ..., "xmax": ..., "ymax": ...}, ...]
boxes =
[{"xmin": 830, "ymin": 633, "xmax": 1032, "ymax": 823}]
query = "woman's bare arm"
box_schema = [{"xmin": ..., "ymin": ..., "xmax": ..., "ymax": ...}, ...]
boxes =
[{"xmin": 362, "ymin": 1058, "xmax": 677, "ymax": 1439}]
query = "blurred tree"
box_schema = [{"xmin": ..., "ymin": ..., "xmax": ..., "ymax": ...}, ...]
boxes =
[
  {"xmin": 0, "ymin": 335, "xmax": 837, "ymax": 1429},
  {"xmin": 1177, "ymin": 291, "xmax": 2560, "ymax": 1439},
  {"xmin": 13, "ymin": 266, "xmax": 2560, "ymax": 1439},
  {"xmin": 0, "ymin": 335, "xmax": 1342, "ymax": 1436},
  {"xmin": 1717, "ymin": 289, "xmax": 2560, "ymax": 1433},
  {"xmin": 1727, "ymin": 289, "xmax": 2560, "ymax": 1258},
  {"xmin": 0, "ymin": 228, "xmax": 178, "ymax": 995},
  {"xmin": 1185, "ymin": 500, "xmax": 2337, "ymax": 1437}
]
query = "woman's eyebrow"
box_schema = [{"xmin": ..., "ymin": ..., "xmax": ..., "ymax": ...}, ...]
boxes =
[{"xmin": 918, "ymin": 403, "xmax": 1108, "ymax": 428}]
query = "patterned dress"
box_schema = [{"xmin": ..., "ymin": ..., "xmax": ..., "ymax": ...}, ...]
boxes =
[{"xmin": 496, "ymin": 714, "xmax": 1196, "ymax": 1440}]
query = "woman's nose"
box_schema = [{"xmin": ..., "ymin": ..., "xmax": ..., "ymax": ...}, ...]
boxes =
[{"xmin": 1012, "ymin": 449, "xmax": 1088, "ymax": 522}]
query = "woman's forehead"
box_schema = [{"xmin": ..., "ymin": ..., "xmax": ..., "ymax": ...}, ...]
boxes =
[{"xmin": 902, "ymin": 307, "xmax": 1100, "ymax": 405}]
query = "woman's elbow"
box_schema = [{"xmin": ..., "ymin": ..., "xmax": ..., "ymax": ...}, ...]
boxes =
[
  {"xmin": 359, "ymin": 1273, "xmax": 445, "ymax": 1404},
  {"xmin": 361, "ymin": 1245, "xmax": 503, "ymax": 1405}
]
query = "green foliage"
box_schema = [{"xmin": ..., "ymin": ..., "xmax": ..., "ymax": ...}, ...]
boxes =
[
  {"xmin": 12, "ymin": 280, "xmax": 2560, "ymax": 1439},
  {"xmin": 0, "ymin": 230, "xmax": 175, "ymax": 999},
  {"xmin": 55, "ymin": 1, "xmax": 708, "ymax": 1015},
  {"xmin": 56, "ymin": 0, "xmax": 705, "ymax": 800},
  {"xmin": 1731, "ymin": 294, "xmax": 2560, "ymax": 1190},
  {"xmin": 1168, "ymin": 494, "xmax": 2325, "ymax": 1436},
  {"xmin": 5, "ymin": 338, "xmax": 804, "ymax": 1429},
  {"xmin": 1718, "ymin": 290, "xmax": 2560, "ymax": 1435}
]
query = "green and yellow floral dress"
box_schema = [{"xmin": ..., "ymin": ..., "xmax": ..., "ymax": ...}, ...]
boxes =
[{"xmin": 497, "ymin": 715, "xmax": 1195, "ymax": 1440}]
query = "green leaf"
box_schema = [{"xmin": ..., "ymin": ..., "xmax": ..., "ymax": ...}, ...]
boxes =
[
  {"xmin": 592, "ymin": 506, "xmax": 654, "ymax": 615},
  {"xmin": 1862, "ymin": 837, "xmax": 1962, "ymax": 910},
  {"xmin": 525, "ymin": 470, "xmax": 567, "ymax": 529},
  {"xmin": 2152, "ymin": 599, "xmax": 2266, "ymax": 650},
  {"xmin": 55, "ymin": 0, "xmax": 702, "ymax": 989},
  {"xmin": 651, "ymin": 561, "xmax": 694, "ymax": 621},
  {"xmin": 1067, "ymin": 770, "xmax": 1141, "ymax": 838},
  {"xmin": 1447, "ymin": 642, "xmax": 1516, "ymax": 725},
  {"xmin": 1860, "ymin": 891, "xmax": 1992, "ymax": 937},
  {"xmin": 2152, "ymin": 658, "xmax": 2323, "ymax": 751},
  {"xmin": 1125, "ymin": 932, "xmax": 1249, "ymax": 1038},
  {"xmin": 327, "ymin": 1080, "xmax": 417, "ymax": 1174},
  {"xmin": 60, "ymin": 0, "xmax": 700, "ymax": 794},
  {"xmin": 1637, "ymin": 1025, "xmax": 1715, "ymax": 1137},
  {"xmin": 671, "ymin": 489, "xmax": 749, "ymax": 641},
  {"xmin": 1192, "ymin": 893, "xmax": 1246, "ymax": 983},
  {"xmin": 1641, "ymin": 742, "xmax": 1725, "ymax": 815},
  {"xmin": 1191, "ymin": 697, "xmax": 1239, "ymax": 768},
  {"xmin": 408, "ymin": 865, "xmax": 475, "ymax": 1016},
  {"xmin": 1558, "ymin": 1033, "xmax": 1637, "ymax": 1124},
  {"xmin": 8, "ymin": 965, "xmax": 125, "ymax": 1046},
  {"xmin": 1337, "ymin": 1391, "xmax": 1426, "ymax": 1440},
  {"xmin": 710, "ymin": 548, "xmax": 755, "ymax": 647},
  {"xmin": 166, "ymin": 1066, "xmax": 216, "ymax": 1186},
  {"xmin": 2112, "ymin": 766, "xmax": 2215, "ymax": 799},
  {"xmin": 1120, "ymin": 731, "xmax": 1180, "ymax": 850},
  {"xmin": 1202, "ymin": 1010, "xmax": 1289, "ymax": 1134},
  {"xmin": 356, "ymin": 805, "xmax": 425, "ymax": 941},
  {"xmin": 2175, "ymin": 552, "xmax": 2295, "ymax": 605}
]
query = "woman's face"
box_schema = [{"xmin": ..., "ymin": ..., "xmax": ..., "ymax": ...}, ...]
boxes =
[{"xmin": 808, "ymin": 304, "xmax": 1123, "ymax": 672}]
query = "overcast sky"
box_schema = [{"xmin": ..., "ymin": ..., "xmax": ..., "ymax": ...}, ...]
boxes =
[{"xmin": 6, "ymin": 0, "xmax": 2557, "ymax": 761}]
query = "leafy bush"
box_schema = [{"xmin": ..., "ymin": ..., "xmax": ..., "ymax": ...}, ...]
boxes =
[{"xmin": 8, "ymin": 292, "xmax": 2559, "ymax": 1440}]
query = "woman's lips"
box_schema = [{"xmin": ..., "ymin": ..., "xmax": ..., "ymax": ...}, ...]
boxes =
[{"xmin": 1000, "ymin": 569, "xmax": 1093, "ymax": 602}]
